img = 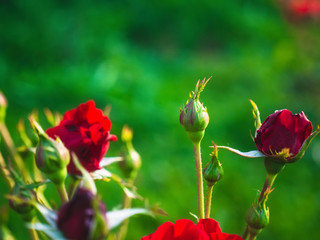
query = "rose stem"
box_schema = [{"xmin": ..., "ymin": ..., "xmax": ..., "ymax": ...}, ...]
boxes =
[
  {"xmin": 248, "ymin": 233, "xmax": 257, "ymax": 240},
  {"xmin": 68, "ymin": 175, "xmax": 81, "ymax": 199},
  {"xmin": 57, "ymin": 183, "xmax": 69, "ymax": 204},
  {"xmin": 205, "ymin": 184, "xmax": 214, "ymax": 219},
  {"xmin": 0, "ymin": 151, "xmax": 13, "ymax": 188},
  {"xmin": 28, "ymin": 219, "xmax": 39, "ymax": 240},
  {"xmin": 0, "ymin": 123, "xmax": 29, "ymax": 181},
  {"xmin": 117, "ymin": 178, "xmax": 135, "ymax": 240},
  {"xmin": 193, "ymin": 142, "xmax": 205, "ymax": 219},
  {"xmin": 258, "ymin": 173, "xmax": 277, "ymax": 202},
  {"xmin": 242, "ymin": 226, "xmax": 249, "ymax": 240}
]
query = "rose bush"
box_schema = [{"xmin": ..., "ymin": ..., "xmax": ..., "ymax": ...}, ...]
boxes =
[
  {"xmin": 254, "ymin": 109, "xmax": 312, "ymax": 161},
  {"xmin": 57, "ymin": 188, "xmax": 108, "ymax": 240},
  {"xmin": 46, "ymin": 100, "xmax": 117, "ymax": 174},
  {"xmin": 141, "ymin": 219, "xmax": 242, "ymax": 240}
]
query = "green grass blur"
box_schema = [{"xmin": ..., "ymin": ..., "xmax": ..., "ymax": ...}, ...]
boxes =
[{"xmin": 1, "ymin": 0, "xmax": 320, "ymax": 239}]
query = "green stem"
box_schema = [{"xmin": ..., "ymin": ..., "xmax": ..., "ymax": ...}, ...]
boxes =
[
  {"xmin": 242, "ymin": 226, "xmax": 249, "ymax": 240},
  {"xmin": 68, "ymin": 176, "xmax": 81, "ymax": 199},
  {"xmin": 258, "ymin": 173, "xmax": 277, "ymax": 202},
  {"xmin": 193, "ymin": 142, "xmax": 205, "ymax": 219},
  {"xmin": 0, "ymin": 151, "xmax": 13, "ymax": 189},
  {"xmin": 28, "ymin": 220, "xmax": 39, "ymax": 240},
  {"xmin": 248, "ymin": 233, "xmax": 257, "ymax": 240},
  {"xmin": 117, "ymin": 179, "xmax": 134, "ymax": 240},
  {"xmin": 56, "ymin": 183, "xmax": 69, "ymax": 204},
  {"xmin": 0, "ymin": 123, "xmax": 29, "ymax": 181},
  {"xmin": 205, "ymin": 184, "xmax": 214, "ymax": 219}
]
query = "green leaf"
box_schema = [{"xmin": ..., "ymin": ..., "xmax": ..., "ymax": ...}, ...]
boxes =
[
  {"xmin": 35, "ymin": 204, "xmax": 57, "ymax": 227},
  {"xmin": 217, "ymin": 146, "xmax": 266, "ymax": 158},
  {"xmin": 90, "ymin": 168, "xmax": 112, "ymax": 180},
  {"xmin": 27, "ymin": 223, "xmax": 66, "ymax": 240},
  {"xmin": 106, "ymin": 208, "xmax": 152, "ymax": 230},
  {"xmin": 100, "ymin": 157, "xmax": 123, "ymax": 167},
  {"xmin": 23, "ymin": 180, "xmax": 50, "ymax": 190}
]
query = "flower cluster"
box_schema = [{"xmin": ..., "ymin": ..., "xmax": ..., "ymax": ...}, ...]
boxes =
[{"xmin": 0, "ymin": 79, "xmax": 319, "ymax": 240}]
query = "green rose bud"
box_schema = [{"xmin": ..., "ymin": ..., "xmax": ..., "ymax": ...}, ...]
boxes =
[
  {"xmin": 203, "ymin": 143, "xmax": 224, "ymax": 186},
  {"xmin": 246, "ymin": 200, "xmax": 269, "ymax": 236},
  {"xmin": 180, "ymin": 78, "xmax": 211, "ymax": 143},
  {"xmin": 9, "ymin": 184, "xmax": 36, "ymax": 222},
  {"xmin": 118, "ymin": 125, "xmax": 141, "ymax": 179},
  {"xmin": 31, "ymin": 118, "xmax": 70, "ymax": 185}
]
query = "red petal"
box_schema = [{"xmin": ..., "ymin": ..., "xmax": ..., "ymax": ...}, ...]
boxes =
[{"xmin": 197, "ymin": 219, "xmax": 222, "ymax": 235}]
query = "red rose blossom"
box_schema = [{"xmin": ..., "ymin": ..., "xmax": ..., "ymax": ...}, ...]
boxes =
[
  {"xmin": 254, "ymin": 109, "xmax": 312, "ymax": 160},
  {"xmin": 141, "ymin": 219, "xmax": 242, "ymax": 240},
  {"xmin": 46, "ymin": 100, "xmax": 117, "ymax": 174},
  {"xmin": 57, "ymin": 188, "xmax": 107, "ymax": 240}
]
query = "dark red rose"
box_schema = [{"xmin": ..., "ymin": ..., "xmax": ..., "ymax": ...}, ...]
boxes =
[
  {"xmin": 141, "ymin": 219, "xmax": 242, "ymax": 240},
  {"xmin": 46, "ymin": 100, "xmax": 117, "ymax": 174},
  {"xmin": 254, "ymin": 109, "xmax": 312, "ymax": 160},
  {"xmin": 57, "ymin": 188, "xmax": 107, "ymax": 240}
]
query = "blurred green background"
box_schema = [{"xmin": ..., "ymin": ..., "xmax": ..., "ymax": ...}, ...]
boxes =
[{"xmin": 1, "ymin": 0, "xmax": 320, "ymax": 239}]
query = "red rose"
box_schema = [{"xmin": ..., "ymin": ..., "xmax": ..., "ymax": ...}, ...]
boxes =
[
  {"xmin": 288, "ymin": 0, "xmax": 320, "ymax": 17},
  {"xmin": 141, "ymin": 219, "xmax": 242, "ymax": 240},
  {"xmin": 254, "ymin": 109, "xmax": 312, "ymax": 161},
  {"xmin": 46, "ymin": 100, "xmax": 117, "ymax": 174},
  {"xmin": 57, "ymin": 188, "xmax": 107, "ymax": 240}
]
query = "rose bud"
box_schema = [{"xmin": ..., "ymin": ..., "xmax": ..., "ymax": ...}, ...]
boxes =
[
  {"xmin": 0, "ymin": 91, "xmax": 7, "ymax": 123},
  {"xmin": 118, "ymin": 125, "xmax": 141, "ymax": 179},
  {"xmin": 9, "ymin": 184, "xmax": 36, "ymax": 222},
  {"xmin": 246, "ymin": 200, "xmax": 269, "ymax": 237},
  {"xmin": 31, "ymin": 118, "xmax": 70, "ymax": 186},
  {"xmin": 254, "ymin": 109, "xmax": 317, "ymax": 164},
  {"xmin": 180, "ymin": 78, "xmax": 211, "ymax": 143},
  {"xmin": 203, "ymin": 143, "xmax": 224, "ymax": 186},
  {"xmin": 46, "ymin": 100, "xmax": 117, "ymax": 175},
  {"xmin": 57, "ymin": 188, "xmax": 108, "ymax": 240}
]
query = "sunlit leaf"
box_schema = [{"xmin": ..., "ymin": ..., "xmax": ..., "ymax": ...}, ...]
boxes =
[
  {"xmin": 90, "ymin": 168, "xmax": 112, "ymax": 180},
  {"xmin": 99, "ymin": 157, "xmax": 123, "ymax": 167},
  {"xmin": 28, "ymin": 223, "xmax": 66, "ymax": 240},
  {"xmin": 106, "ymin": 208, "xmax": 152, "ymax": 230},
  {"xmin": 35, "ymin": 204, "xmax": 57, "ymax": 227},
  {"xmin": 217, "ymin": 146, "xmax": 266, "ymax": 158}
]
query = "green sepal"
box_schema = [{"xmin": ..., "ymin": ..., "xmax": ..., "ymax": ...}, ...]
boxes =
[{"xmin": 249, "ymin": 99, "xmax": 261, "ymax": 135}]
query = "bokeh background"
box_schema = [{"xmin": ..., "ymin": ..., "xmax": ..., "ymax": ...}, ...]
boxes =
[{"xmin": 1, "ymin": 0, "xmax": 320, "ymax": 239}]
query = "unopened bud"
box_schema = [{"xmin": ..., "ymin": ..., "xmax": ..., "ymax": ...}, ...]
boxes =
[
  {"xmin": 9, "ymin": 185, "xmax": 36, "ymax": 222},
  {"xmin": 204, "ymin": 144, "xmax": 224, "ymax": 186},
  {"xmin": 0, "ymin": 91, "xmax": 7, "ymax": 123},
  {"xmin": 31, "ymin": 118, "xmax": 70, "ymax": 185},
  {"xmin": 180, "ymin": 78, "xmax": 211, "ymax": 143},
  {"xmin": 246, "ymin": 200, "xmax": 269, "ymax": 236},
  {"xmin": 119, "ymin": 125, "xmax": 141, "ymax": 179},
  {"xmin": 57, "ymin": 188, "xmax": 108, "ymax": 240}
]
